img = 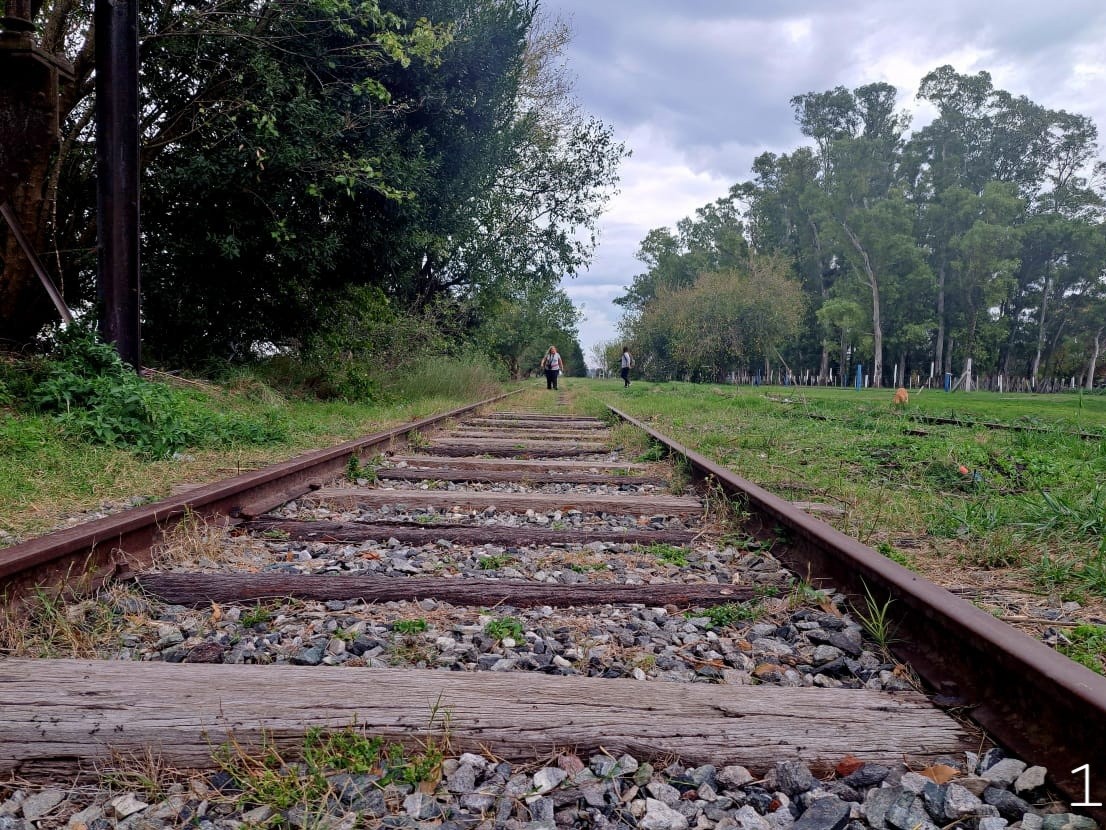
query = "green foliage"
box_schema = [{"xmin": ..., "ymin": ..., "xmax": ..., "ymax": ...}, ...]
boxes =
[
  {"xmin": 240, "ymin": 604, "xmax": 273, "ymax": 628},
  {"xmin": 644, "ymin": 543, "xmax": 689, "ymax": 567},
  {"xmin": 852, "ymin": 581, "xmax": 898, "ymax": 651},
  {"xmin": 1016, "ymin": 486, "xmax": 1104, "ymax": 541},
  {"xmin": 215, "ymin": 724, "xmax": 444, "ymax": 813},
  {"xmin": 483, "ymin": 616, "xmax": 524, "ymax": 642},
  {"xmin": 1057, "ymin": 624, "xmax": 1106, "ymax": 674},
  {"xmin": 477, "ymin": 553, "xmax": 512, "ymax": 570},
  {"xmin": 392, "ymin": 618, "xmax": 428, "ymax": 635},
  {"xmin": 692, "ymin": 602, "xmax": 760, "ymax": 629},
  {"xmin": 27, "ymin": 327, "xmax": 287, "ymax": 458}
]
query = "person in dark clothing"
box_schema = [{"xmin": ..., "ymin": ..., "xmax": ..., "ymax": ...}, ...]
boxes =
[
  {"xmin": 620, "ymin": 346, "xmax": 633, "ymax": 387},
  {"xmin": 540, "ymin": 346, "xmax": 564, "ymax": 390}
]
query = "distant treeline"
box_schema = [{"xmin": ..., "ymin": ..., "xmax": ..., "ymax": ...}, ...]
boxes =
[{"xmin": 614, "ymin": 67, "xmax": 1105, "ymax": 391}]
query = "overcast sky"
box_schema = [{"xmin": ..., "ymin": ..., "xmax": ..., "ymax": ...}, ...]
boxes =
[{"xmin": 538, "ymin": 0, "xmax": 1106, "ymax": 367}]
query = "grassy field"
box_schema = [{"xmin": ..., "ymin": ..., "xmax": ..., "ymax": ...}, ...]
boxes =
[
  {"xmin": 0, "ymin": 377, "xmax": 512, "ymax": 542},
  {"xmin": 569, "ymin": 377, "xmax": 1106, "ymax": 668}
]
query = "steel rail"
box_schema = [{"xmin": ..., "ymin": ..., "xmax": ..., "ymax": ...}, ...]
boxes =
[
  {"xmin": 610, "ymin": 405, "xmax": 1106, "ymax": 821},
  {"xmin": 0, "ymin": 390, "xmax": 519, "ymax": 599}
]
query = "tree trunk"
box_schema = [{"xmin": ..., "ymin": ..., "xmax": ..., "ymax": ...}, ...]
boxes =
[
  {"xmin": 1086, "ymin": 328, "xmax": 1102, "ymax": 391},
  {"xmin": 935, "ymin": 261, "xmax": 946, "ymax": 382},
  {"xmin": 1030, "ymin": 266, "xmax": 1052, "ymax": 388},
  {"xmin": 840, "ymin": 221, "xmax": 883, "ymax": 387}
]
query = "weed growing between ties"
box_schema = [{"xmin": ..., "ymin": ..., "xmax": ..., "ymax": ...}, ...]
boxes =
[
  {"xmin": 214, "ymin": 714, "xmax": 450, "ymax": 816},
  {"xmin": 642, "ymin": 543, "xmax": 690, "ymax": 568},
  {"xmin": 0, "ymin": 584, "xmax": 131, "ymax": 658},
  {"xmin": 852, "ymin": 581, "xmax": 899, "ymax": 652},
  {"xmin": 690, "ymin": 602, "xmax": 762, "ymax": 630},
  {"xmin": 483, "ymin": 616, "xmax": 524, "ymax": 642},
  {"xmin": 346, "ymin": 454, "xmax": 379, "ymax": 483}
]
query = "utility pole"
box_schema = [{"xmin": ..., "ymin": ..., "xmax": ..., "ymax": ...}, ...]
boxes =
[{"xmin": 94, "ymin": 0, "xmax": 141, "ymax": 369}]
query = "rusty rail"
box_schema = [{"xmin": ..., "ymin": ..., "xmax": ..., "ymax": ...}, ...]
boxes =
[
  {"xmin": 0, "ymin": 390, "xmax": 518, "ymax": 599},
  {"xmin": 609, "ymin": 405, "xmax": 1106, "ymax": 821}
]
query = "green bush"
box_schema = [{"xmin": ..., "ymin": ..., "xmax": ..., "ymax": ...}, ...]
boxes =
[{"xmin": 28, "ymin": 326, "xmax": 287, "ymax": 457}]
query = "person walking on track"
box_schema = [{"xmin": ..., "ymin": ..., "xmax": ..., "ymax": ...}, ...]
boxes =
[
  {"xmin": 620, "ymin": 346, "xmax": 633, "ymax": 387},
  {"xmin": 541, "ymin": 346, "xmax": 564, "ymax": 390}
]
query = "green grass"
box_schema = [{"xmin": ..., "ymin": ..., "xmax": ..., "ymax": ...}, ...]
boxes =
[
  {"xmin": 392, "ymin": 618, "xmax": 428, "ymax": 635},
  {"xmin": 641, "ymin": 543, "xmax": 690, "ymax": 567},
  {"xmin": 570, "ymin": 378, "xmax": 1106, "ymax": 601},
  {"xmin": 484, "ymin": 616, "xmax": 524, "ymax": 642},
  {"xmin": 691, "ymin": 602, "xmax": 761, "ymax": 629},
  {"xmin": 0, "ymin": 375, "xmax": 514, "ymax": 539},
  {"xmin": 476, "ymin": 553, "xmax": 512, "ymax": 570},
  {"xmin": 1057, "ymin": 624, "xmax": 1106, "ymax": 674},
  {"xmin": 215, "ymin": 723, "xmax": 446, "ymax": 814}
]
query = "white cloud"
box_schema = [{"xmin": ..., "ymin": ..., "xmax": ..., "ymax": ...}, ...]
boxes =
[{"xmin": 546, "ymin": 0, "xmax": 1106, "ymax": 368}]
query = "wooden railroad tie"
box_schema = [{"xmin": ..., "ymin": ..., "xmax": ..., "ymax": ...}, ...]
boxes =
[
  {"xmin": 374, "ymin": 467, "xmax": 668, "ymax": 486},
  {"xmin": 386, "ymin": 456, "xmax": 652, "ymax": 473},
  {"xmin": 135, "ymin": 572, "xmax": 754, "ymax": 607},
  {"xmin": 241, "ymin": 518, "xmax": 701, "ymax": 546},
  {"xmin": 304, "ymin": 489, "xmax": 703, "ymax": 516},
  {"xmin": 0, "ymin": 660, "xmax": 972, "ymax": 779}
]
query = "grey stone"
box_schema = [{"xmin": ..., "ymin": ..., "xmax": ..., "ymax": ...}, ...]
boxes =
[
  {"xmin": 1014, "ymin": 767, "xmax": 1048, "ymax": 794},
  {"xmin": 844, "ymin": 765, "xmax": 890, "ymax": 789},
  {"xmin": 862, "ymin": 786, "xmax": 904, "ymax": 830},
  {"xmin": 290, "ymin": 645, "xmax": 324, "ymax": 665},
  {"xmin": 775, "ymin": 761, "xmax": 816, "ymax": 796},
  {"xmin": 460, "ymin": 792, "xmax": 497, "ymax": 812},
  {"xmin": 0, "ymin": 819, "xmax": 28, "ymax": 830},
  {"xmin": 769, "ymin": 806, "xmax": 796, "ymax": 830},
  {"xmin": 20, "ymin": 790, "xmax": 66, "ymax": 821},
  {"xmin": 533, "ymin": 768, "xmax": 568, "ymax": 795},
  {"xmin": 448, "ymin": 764, "xmax": 478, "ymax": 794},
  {"xmin": 899, "ymin": 773, "xmax": 931, "ymax": 794},
  {"xmin": 920, "ymin": 782, "xmax": 946, "ymax": 821},
  {"xmin": 956, "ymin": 776, "xmax": 991, "ymax": 797},
  {"xmin": 241, "ymin": 806, "xmax": 275, "ymax": 824},
  {"xmin": 944, "ymin": 784, "xmax": 984, "ymax": 820},
  {"xmin": 403, "ymin": 792, "xmax": 443, "ymax": 820},
  {"xmin": 647, "ymin": 782, "xmax": 682, "ymax": 806},
  {"xmin": 978, "ymin": 818, "xmax": 1009, "ymax": 830},
  {"xmin": 1022, "ymin": 814, "xmax": 1044, "ymax": 830},
  {"xmin": 718, "ymin": 766, "xmax": 755, "ymax": 789},
  {"xmin": 527, "ymin": 796, "xmax": 555, "ymax": 827},
  {"xmin": 793, "ymin": 797, "xmax": 850, "ymax": 830},
  {"xmin": 885, "ymin": 793, "xmax": 934, "ymax": 830},
  {"xmin": 983, "ymin": 787, "xmax": 1031, "ymax": 822},
  {"xmin": 730, "ymin": 806, "xmax": 772, "ymax": 830},
  {"xmin": 69, "ymin": 804, "xmax": 106, "ymax": 827},
  {"xmin": 640, "ymin": 799, "xmax": 689, "ymax": 830},
  {"xmin": 981, "ymin": 760, "xmax": 1028, "ymax": 788},
  {"xmin": 1041, "ymin": 815, "xmax": 1099, "ymax": 830},
  {"xmin": 107, "ymin": 793, "xmax": 149, "ymax": 819}
]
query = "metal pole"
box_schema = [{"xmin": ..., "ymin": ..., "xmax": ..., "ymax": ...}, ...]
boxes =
[{"xmin": 94, "ymin": 0, "xmax": 140, "ymax": 369}]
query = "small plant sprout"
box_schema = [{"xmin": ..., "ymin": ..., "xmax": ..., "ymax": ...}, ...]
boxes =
[
  {"xmin": 852, "ymin": 580, "xmax": 898, "ymax": 651},
  {"xmin": 392, "ymin": 618, "xmax": 429, "ymax": 635},
  {"xmin": 484, "ymin": 616, "xmax": 524, "ymax": 642}
]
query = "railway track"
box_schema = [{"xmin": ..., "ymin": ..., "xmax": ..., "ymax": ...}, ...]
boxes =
[{"xmin": 0, "ymin": 392, "xmax": 1103, "ymax": 830}]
